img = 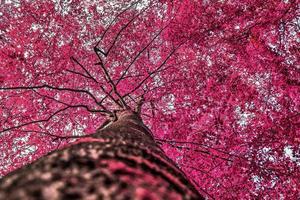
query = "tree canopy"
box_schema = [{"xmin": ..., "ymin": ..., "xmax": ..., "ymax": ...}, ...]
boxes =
[{"xmin": 0, "ymin": 0, "xmax": 299, "ymax": 199}]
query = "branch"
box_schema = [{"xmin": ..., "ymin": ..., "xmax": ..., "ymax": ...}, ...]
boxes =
[
  {"xmin": 100, "ymin": 85, "xmax": 123, "ymax": 108},
  {"xmin": 65, "ymin": 65, "xmax": 116, "ymax": 110},
  {"xmin": 155, "ymin": 138, "xmax": 245, "ymax": 161},
  {"xmin": 94, "ymin": 6, "xmax": 177, "ymax": 108},
  {"xmin": 94, "ymin": 49, "xmax": 128, "ymax": 109},
  {"xmin": 95, "ymin": 2, "xmax": 150, "ymax": 57},
  {"xmin": 0, "ymin": 84, "xmax": 101, "ymax": 108},
  {"xmin": 106, "ymin": 6, "xmax": 150, "ymax": 57},
  {"xmin": 97, "ymin": 26, "xmax": 168, "ymax": 107},
  {"xmin": 95, "ymin": 0, "xmax": 143, "ymax": 48},
  {"xmin": 33, "ymin": 90, "xmax": 110, "ymax": 115},
  {"xmin": 0, "ymin": 106, "xmax": 70, "ymax": 134},
  {"xmin": 116, "ymin": 25, "xmax": 169, "ymax": 85},
  {"xmin": 163, "ymin": 141, "xmax": 233, "ymax": 162},
  {"xmin": 20, "ymin": 129, "xmax": 87, "ymax": 140},
  {"xmin": 65, "ymin": 69, "xmax": 92, "ymax": 80},
  {"xmin": 123, "ymin": 41, "xmax": 186, "ymax": 98},
  {"xmin": 70, "ymin": 56, "xmax": 99, "ymax": 83}
]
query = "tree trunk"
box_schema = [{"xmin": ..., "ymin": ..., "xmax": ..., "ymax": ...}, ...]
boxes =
[{"xmin": 0, "ymin": 110, "xmax": 204, "ymax": 200}]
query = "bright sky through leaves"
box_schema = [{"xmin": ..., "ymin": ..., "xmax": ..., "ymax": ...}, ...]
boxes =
[{"xmin": 0, "ymin": 0, "xmax": 299, "ymax": 199}]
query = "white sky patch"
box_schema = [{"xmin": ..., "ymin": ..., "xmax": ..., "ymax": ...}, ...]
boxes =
[
  {"xmin": 183, "ymin": 95, "xmax": 192, "ymax": 107},
  {"xmin": 156, "ymin": 4, "xmax": 167, "ymax": 19},
  {"xmin": 248, "ymin": 72, "xmax": 281, "ymax": 112},
  {"xmin": 152, "ymin": 73, "xmax": 164, "ymax": 87},
  {"xmin": 136, "ymin": 0, "xmax": 150, "ymax": 11},
  {"xmin": 252, "ymin": 175, "xmax": 263, "ymax": 191},
  {"xmin": 72, "ymin": 123, "xmax": 87, "ymax": 136},
  {"xmin": 203, "ymin": 0, "xmax": 210, "ymax": 5},
  {"xmin": 17, "ymin": 145, "xmax": 38, "ymax": 158},
  {"xmin": 235, "ymin": 106, "xmax": 255, "ymax": 128},
  {"xmin": 149, "ymin": 48, "xmax": 161, "ymax": 64},
  {"xmin": 162, "ymin": 93, "xmax": 176, "ymax": 114},
  {"xmin": 96, "ymin": 4, "xmax": 104, "ymax": 14},
  {"xmin": 13, "ymin": 135, "xmax": 30, "ymax": 144},
  {"xmin": 12, "ymin": 134, "xmax": 38, "ymax": 158},
  {"xmin": 248, "ymin": 72, "xmax": 270, "ymax": 88},
  {"xmin": 95, "ymin": 91, "xmax": 106, "ymax": 99},
  {"xmin": 52, "ymin": 0, "xmax": 72, "ymax": 16},
  {"xmin": 0, "ymin": 155, "xmax": 12, "ymax": 178},
  {"xmin": 31, "ymin": 23, "xmax": 43, "ymax": 32},
  {"xmin": 54, "ymin": 93, "xmax": 60, "ymax": 101},
  {"xmin": 3, "ymin": 0, "xmax": 20, "ymax": 7},
  {"xmin": 12, "ymin": 119, "xmax": 20, "ymax": 126},
  {"xmin": 64, "ymin": 121, "xmax": 72, "ymax": 132},
  {"xmin": 23, "ymin": 51, "xmax": 29, "ymax": 58},
  {"xmin": 260, "ymin": 147, "xmax": 276, "ymax": 162},
  {"xmin": 205, "ymin": 55, "xmax": 213, "ymax": 67},
  {"xmin": 268, "ymin": 43, "xmax": 282, "ymax": 56},
  {"xmin": 245, "ymin": 101, "xmax": 255, "ymax": 110},
  {"xmin": 58, "ymin": 40, "xmax": 65, "ymax": 47},
  {"xmin": 284, "ymin": 146, "xmax": 300, "ymax": 166},
  {"xmin": 175, "ymin": 154, "xmax": 183, "ymax": 166},
  {"xmin": 264, "ymin": 94, "xmax": 281, "ymax": 111}
]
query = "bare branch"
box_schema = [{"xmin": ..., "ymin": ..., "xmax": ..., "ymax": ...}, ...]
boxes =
[
  {"xmin": 97, "ymin": 25, "xmax": 169, "ymax": 107},
  {"xmin": 116, "ymin": 25, "xmax": 169, "ymax": 86},
  {"xmin": 123, "ymin": 41, "xmax": 186, "ymax": 98},
  {"xmin": 20, "ymin": 129, "xmax": 87, "ymax": 140},
  {"xmin": 0, "ymin": 106, "xmax": 70, "ymax": 134},
  {"xmin": 33, "ymin": 90, "xmax": 110, "ymax": 115},
  {"xmin": 163, "ymin": 140, "xmax": 233, "ymax": 162},
  {"xmin": 95, "ymin": 0, "xmax": 143, "ymax": 48},
  {"xmin": 105, "ymin": 5, "xmax": 150, "ymax": 57},
  {"xmin": 65, "ymin": 69, "xmax": 93, "ymax": 80},
  {"xmin": 94, "ymin": 49, "xmax": 128, "ymax": 109},
  {"xmin": 155, "ymin": 138, "xmax": 248, "ymax": 162},
  {"xmin": 0, "ymin": 99, "xmax": 111, "ymax": 134},
  {"xmin": 0, "ymin": 84, "xmax": 101, "ymax": 108},
  {"xmin": 99, "ymin": 85, "xmax": 123, "ymax": 108},
  {"xmin": 70, "ymin": 56, "xmax": 99, "ymax": 83}
]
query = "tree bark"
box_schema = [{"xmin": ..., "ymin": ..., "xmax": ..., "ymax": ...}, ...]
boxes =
[{"xmin": 0, "ymin": 110, "xmax": 204, "ymax": 200}]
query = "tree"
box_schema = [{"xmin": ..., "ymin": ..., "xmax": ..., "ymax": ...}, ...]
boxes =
[
  {"xmin": 0, "ymin": 0, "xmax": 299, "ymax": 199},
  {"xmin": 0, "ymin": 109, "xmax": 203, "ymax": 199}
]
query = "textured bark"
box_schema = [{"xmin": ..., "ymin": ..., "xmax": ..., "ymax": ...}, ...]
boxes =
[{"xmin": 0, "ymin": 110, "xmax": 204, "ymax": 200}]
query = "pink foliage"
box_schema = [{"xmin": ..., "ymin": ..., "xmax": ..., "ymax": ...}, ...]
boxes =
[{"xmin": 0, "ymin": 0, "xmax": 299, "ymax": 199}]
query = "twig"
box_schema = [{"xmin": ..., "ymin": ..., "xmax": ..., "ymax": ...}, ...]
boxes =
[
  {"xmin": 33, "ymin": 90, "xmax": 110, "ymax": 115},
  {"xmin": 0, "ymin": 84, "xmax": 100, "ymax": 107},
  {"xmin": 94, "ymin": 49, "xmax": 128, "ymax": 109},
  {"xmin": 95, "ymin": 0, "xmax": 143, "ymax": 48},
  {"xmin": 123, "ymin": 40, "xmax": 186, "ymax": 98},
  {"xmin": 70, "ymin": 56, "xmax": 99, "ymax": 83},
  {"xmin": 95, "ymin": 2, "xmax": 150, "ymax": 57},
  {"xmin": 0, "ymin": 106, "xmax": 70, "ymax": 133},
  {"xmin": 116, "ymin": 25, "xmax": 169, "ymax": 86}
]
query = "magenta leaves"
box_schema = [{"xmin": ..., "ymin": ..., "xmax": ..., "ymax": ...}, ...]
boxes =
[{"xmin": 0, "ymin": 0, "xmax": 299, "ymax": 199}]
